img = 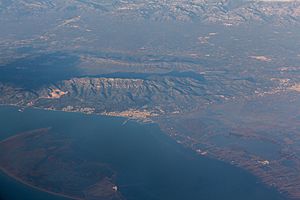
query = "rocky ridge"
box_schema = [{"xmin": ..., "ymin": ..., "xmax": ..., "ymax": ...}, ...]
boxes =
[{"xmin": 1, "ymin": 0, "xmax": 300, "ymax": 25}]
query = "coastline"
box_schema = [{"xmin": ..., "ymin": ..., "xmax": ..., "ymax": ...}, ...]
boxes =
[
  {"xmin": 0, "ymin": 166, "xmax": 82, "ymax": 200},
  {"xmin": 0, "ymin": 103, "xmax": 290, "ymax": 200},
  {"xmin": 0, "ymin": 103, "xmax": 154, "ymax": 124}
]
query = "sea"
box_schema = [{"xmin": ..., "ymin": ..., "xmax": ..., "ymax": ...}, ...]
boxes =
[{"xmin": 0, "ymin": 106, "xmax": 288, "ymax": 200}]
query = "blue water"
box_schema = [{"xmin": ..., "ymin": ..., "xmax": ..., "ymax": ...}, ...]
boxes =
[
  {"xmin": 0, "ymin": 106, "xmax": 288, "ymax": 200},
  {"xmin": 0, "ymin": 171, "xmax": 68, "ymax": 200}
]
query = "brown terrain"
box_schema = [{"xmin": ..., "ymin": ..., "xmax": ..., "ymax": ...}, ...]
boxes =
[{"xmin": 0, "ymin": 128, "xmax": 124, "ymax": 200}]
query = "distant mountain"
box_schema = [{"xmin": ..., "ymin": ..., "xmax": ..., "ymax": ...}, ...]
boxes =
[{"xmin": 1, "ymin": 0, "xmax": 300, "ymax": 25}]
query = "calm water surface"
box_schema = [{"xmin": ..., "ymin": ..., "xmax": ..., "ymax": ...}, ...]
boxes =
[{"xmin": 0, "ymin": 106, "xmax": 288, "ymax": 200}]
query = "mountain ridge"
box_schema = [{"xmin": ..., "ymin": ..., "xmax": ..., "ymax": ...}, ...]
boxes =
[{"xmin": 1, "ymin": 0, "xmax": 300, "ymax": 25}]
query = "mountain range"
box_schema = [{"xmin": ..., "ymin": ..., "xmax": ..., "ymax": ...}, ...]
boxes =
[{"xmin": 1, "ymin": 0, "xmax": 300, "ymax": 25}]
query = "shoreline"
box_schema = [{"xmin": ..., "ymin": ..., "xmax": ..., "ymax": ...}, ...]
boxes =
[
  {"xmin": 0, "ymin": 103, "xmax": 291, "ymax": 200},
  {"xmin": 0, "ymin": 103, "xmax": 155, "ymax": 124},
  {"xmin": 0, "ymin": 166, "xmax": 82, "ymax": 200}
]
